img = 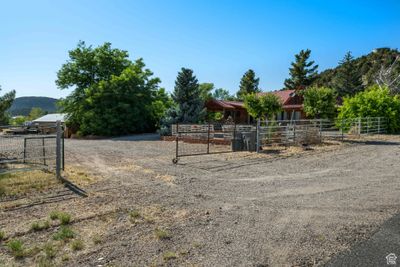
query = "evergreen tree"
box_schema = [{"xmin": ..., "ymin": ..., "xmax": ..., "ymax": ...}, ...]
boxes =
[
  {"xmin": 0, "ymin": 86, "xmax": 16, "ymax": 125},
  {"xmin": 284, "ymin": 49, "xmax": 318, "ymax": 90},
  {"xmin": 172, "ymin": 68, "xmax": 204, "ymax": 123},
  {"xmin": 332, "ymin": 52, "xmax": 362, "ymax": 96},
  {"xmin": 237, "ymin": 69, "xmax": 260, "ymax": 99}
]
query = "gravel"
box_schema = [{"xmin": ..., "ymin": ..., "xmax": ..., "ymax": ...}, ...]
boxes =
[{"xmin": 1, "ymin": 135, "xmax": 400, "ymax": 266}]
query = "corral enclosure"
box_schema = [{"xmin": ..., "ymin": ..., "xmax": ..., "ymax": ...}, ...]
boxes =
[{"xmin": 171, "ymin": 117, "xmax": 387, "ymax": 162}]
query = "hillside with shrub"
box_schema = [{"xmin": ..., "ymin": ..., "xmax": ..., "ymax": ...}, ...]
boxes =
[
  {"xmin": 8, "ymin": 96, "xmax": 58, "ymax": 116},
  {"xmin": 312, "ymin": 48, "xmax": 400, "ymax": 93}
]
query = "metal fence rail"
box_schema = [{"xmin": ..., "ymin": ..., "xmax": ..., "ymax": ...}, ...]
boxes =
[
  {"xmin": 172, "ymin": 117, "xmax": 387, "ymax": 163},
  {"xmin": 0, "ymin": 122, "xmax": 64, "ymax": 177},
  {"xmin": 172, "ymin": 122, "xmax": 238, "ymax": 163}
]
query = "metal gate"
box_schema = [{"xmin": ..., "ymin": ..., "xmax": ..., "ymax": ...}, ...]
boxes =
[
  {"xmin": 0, "ymin": 121, "xmax": 64, "ymax": 178},
  {"xmin": 171, "ymin": 117, "xmax": 387, "ymax": 163},
  {"xmin": 172, "ymin": 122, "xmax": 253, "ymax": 163}
]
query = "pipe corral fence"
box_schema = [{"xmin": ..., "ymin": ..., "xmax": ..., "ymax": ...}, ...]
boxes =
[
  {"xmin": 0, "ymin": 121, "xmax": 65, "ymax": 179},
  {"xmin": 171, "ymin": 117, "xmax": 387, "ymax": 163}
]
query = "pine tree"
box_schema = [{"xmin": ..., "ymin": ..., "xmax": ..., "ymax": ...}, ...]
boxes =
[
  {"xmin": 284, "ymin": 49, "xmax": 318, "ymax": 90},
  {"xmin": 172, "ymin": 68, "xmax": 204, "ymax": 123},
  {"xmin": 0, "ymin": 86, "xmax": 16, "ymax": 125},
  {"xmin": 332, "ymin": 52, "xmax": 362, "ymax": 96},
  {"xmin": 237, "ymin": 69, "xmax": 260, "ymax": 100}
]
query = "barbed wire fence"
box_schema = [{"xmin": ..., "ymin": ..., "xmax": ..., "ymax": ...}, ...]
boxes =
[{"xmin": 0, "ymin": 121, "xmax": 64, "ymax": 179}]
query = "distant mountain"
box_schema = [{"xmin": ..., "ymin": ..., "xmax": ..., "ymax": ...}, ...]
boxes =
[{"xmin": 8, "ymin": 96, "xmax": 59, "ymax": 116}]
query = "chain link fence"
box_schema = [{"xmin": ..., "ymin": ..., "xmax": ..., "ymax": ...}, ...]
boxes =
[{"xmin": 0, "ymin": 122, "xmax": 64, "ymax": 177}]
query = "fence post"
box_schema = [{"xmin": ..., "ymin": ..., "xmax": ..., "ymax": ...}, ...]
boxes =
[
  {"xmin": 378, "ymin": 117, "xmax": 381, "ymax": 134},
  {"xmin": 358, "ymin": 117, "xmax": 361, "ymax": 137},
  {"xmin": 62, "ymin": 129, "xmax": 65, "ymax": 171},
  {"xmin": 207, "ymin": 121, "xmax": 210, "ymax": 154},
  {"xmin": 341, "ymin": 119, "xmax": 344, "ymax": 141},
  {"xmin": 175, "ymin": 123, "xmax": 179, "ymax": 161},
  {"xmin": 293, "ymin": 121, "xmax": 296, "ymax": 144},
  {"xmin": 23, "ymin": 138, "xmax": 27, "ymax": 163},
  {"xmin": 367, "ymin": 117, "xmax": 369, "ymax": 134},
  {"xmin": 56, "ymin": 121, "xmax": 62, "ymax": 180},
  {"xmin": 319, "ymin": 119, "xmax": 323, "ymax": 143},
  {"xmin": 256, "ymin": 118, "xmax": 260, "ymax": 153},
  {"xmin": 42, "ymin": 137, "xmax": 46, "ymax": 166},
  {"xmin": 233, "ymin": 121, "xmax": 237, "ymax": 152}
]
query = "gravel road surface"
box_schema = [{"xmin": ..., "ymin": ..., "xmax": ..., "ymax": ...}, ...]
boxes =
[{"xmin": 1, "ymin": 135, "xmax": 400, "ymax": 266}]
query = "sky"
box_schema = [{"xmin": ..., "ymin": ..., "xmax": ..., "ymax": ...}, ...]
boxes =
[{"xmin": 0, "ymin": 0, "xmax": 399, "ymax": 99}]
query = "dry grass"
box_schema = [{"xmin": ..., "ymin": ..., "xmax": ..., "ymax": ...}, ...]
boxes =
[
  {"xmin": 154, "ymin": 228, "xmax": 171, "ymax": 240},
  {"xmin": 63, "ymin": 166, "xmax": 95, "ymax": 186},
  {"xmin": 0, "ymin": 170, "xmax": 58, "ymax": 197},
  {"xmin": 0, "ymin": 167, "xmax": 96, "ymax": 198}
]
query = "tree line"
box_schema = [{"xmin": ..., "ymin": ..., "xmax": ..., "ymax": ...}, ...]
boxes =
[{"xmin": 1, "ymin": 42, "xmax": 399, "ymax": 134}]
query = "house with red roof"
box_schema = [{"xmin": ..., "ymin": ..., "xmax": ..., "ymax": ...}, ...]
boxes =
[{"xmin": 205, "ymin": 89, "xmax": 306, "ymax": 123}]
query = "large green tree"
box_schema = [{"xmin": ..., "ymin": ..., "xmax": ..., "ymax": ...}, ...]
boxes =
[
  {"xmin": 244, "ymin": 93, "xmax": 282, "ymax": 120},
  {"xmin": 332, "ymin": 52, "xmax": 362, "ymax": 96},
  {"xmin": 302, "ymin": 86, "xmax": 337, "ymax": 119},
  {"xmin": 284, "ymin": 49, "xmax": 318, "ymax": 90},
  {"xmin": 56, "ymin": 41, "xmax": 166, "ymax": 136},
  {"xmin": 0, "ymin": 86, "xmax": 16, "ymax": 125},
  {"xmin": 171, "ymin": 68, "xmax": 204, "ymax": 123},
  {"xmin": 199, "ymin": 83, "xmax": 214, "ymax": 102},
  {"xmin": 237, "ymin": 69, "xmax": 260, "ymax": 99},
  {"xmin": 212, "ymin": 88, "xmax": 233, "ymax": 100}
]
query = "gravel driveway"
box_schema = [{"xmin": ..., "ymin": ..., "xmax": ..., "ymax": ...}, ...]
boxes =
[{"xmin": 2, "ymin": 135, "xmax": 400, "ymax": 266}]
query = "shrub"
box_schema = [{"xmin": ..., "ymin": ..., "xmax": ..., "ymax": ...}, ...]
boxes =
[
  {"xmin": 49, "ymin": 211, "xmax": 71, "ymax": 225},
  {"xmin": 0, "ymin": 183, "xmax": 5, "ymax": 197},
  {"xmin": 129, "ymin": 210, "xmax": 140, "ymax": 219},
  {"xmin": 59, "ymin": 213, "xmax": 71, "ymax": 225},
  {"xmin": 338, "ymin": 85, "xmax": 400, "ymax": 133},
  {"xmin": 49, "ymin": 211, "xmax": 59, "ymax": 220},
  {"xmin": 43, "ymin": 243, "xmax": 57, "ymax": 259},
  {"xmin": 92, "ymin": 234, "xmax": 102, "ymax": 245},
  {"xmin": 7, "ymin": 239, "xmax": 25, "ymax": 258},
  {"xmin": 70, "ymin": 239, "xmax": 84, "ymax": 251},
  {"xmin": 154, "ymin": 228, "xmax": 171, "ymax": 240},
  {"xmin": 163, "ymin": 251, "xmax": 177, "ymax": 261},
  {"xmin": 53, "ymin": 226, "xmax": 75, "ymax": 241},
  {"xmin": 31, "ymin": 220, "xmax": 50, "ymax": 231}
]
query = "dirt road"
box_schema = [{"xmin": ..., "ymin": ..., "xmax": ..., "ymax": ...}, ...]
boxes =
[{"xmin": 1, "ymin": 135, "xmax": 400, "ymax": 266}]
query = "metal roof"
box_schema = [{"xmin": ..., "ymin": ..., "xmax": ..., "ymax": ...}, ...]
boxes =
[{"xmin": 32, "ymin": 113, "xmax": 67, "ymax": 123}]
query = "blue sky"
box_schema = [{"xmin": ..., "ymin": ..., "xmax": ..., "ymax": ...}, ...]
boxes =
[{"xmin": 1, "ymin": 0, "xmax": 399, "ymax": 98}]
